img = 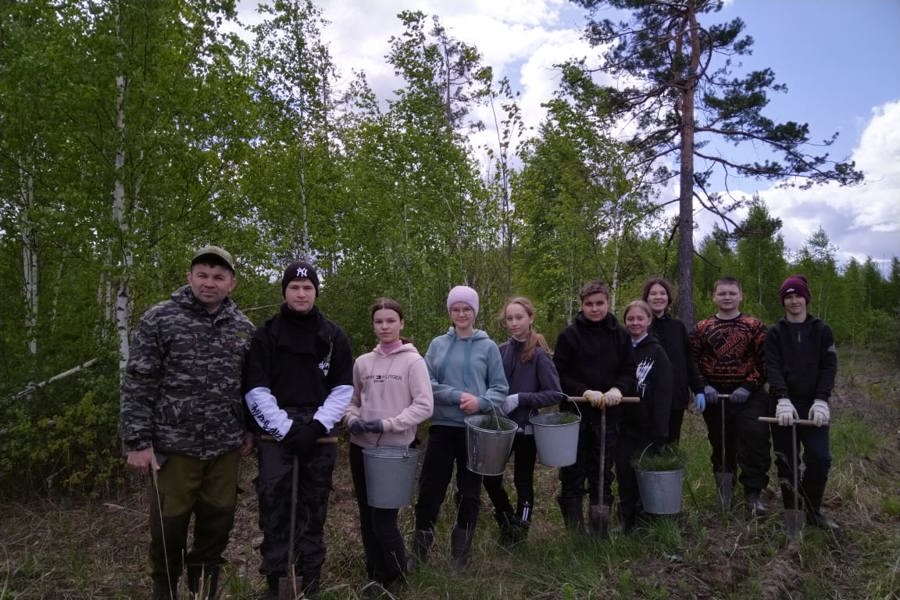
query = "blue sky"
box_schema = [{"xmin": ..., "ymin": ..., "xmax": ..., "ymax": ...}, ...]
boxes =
[{"xmin": 237, "ymin": 0, "xmax": 900, "ymax": 271}]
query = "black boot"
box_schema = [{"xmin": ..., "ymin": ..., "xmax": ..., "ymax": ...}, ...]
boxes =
[
  {"xmin": 557, "ymin": 496, "xmax": 584, "ymax": 532},
  {"xmin": 450, "ymin": 525, "xmax": 474, "ymax": 569},
  {"xmin": 187, "ymin": 564, "xmax": 220, "ymax": 599},
  {"xmin": 263, "ymin": 573, "xmax": 281, "ymax": 600},
  {"xmin": 152, "ymin": 577, "xmax": 178, "ymax": 600},
  {"xmin": 408, "ymin": 528, "xmax": 434, "ymax": 571},
  {"xmin": 779, "ymin": 480, "xmax": 802, "ymax": 511},
  {"xmin": 515, "ymin": 501, "xmax": 532, "ymax": 541},
  {"xmin": 745, "ymin": 489, "xmax": 767, "ymax": 518},
  {"xmin": 801, "ymin": 477, "xmax": 839, "ymax": 531},
  {"xmin": 494, "ymin": 509, "xmax": 526, "ymax": 546}
]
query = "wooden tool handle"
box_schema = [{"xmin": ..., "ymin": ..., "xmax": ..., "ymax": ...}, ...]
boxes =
[
  {"xmin": 259, "ymin": 434, "xmax": 339, "ymax": 444},
  {"xmin": 758, "ymin": 416, "xmax": 817, "ymax": 427},
  {"xmin": 567, "ymin": 395, "xmax": 640, "ymax": 403}
]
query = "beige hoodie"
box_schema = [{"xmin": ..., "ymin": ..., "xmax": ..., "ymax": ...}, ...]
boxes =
[{"xmin": 346, "ymin": 342, "xmax": 434, "ymax": 449}]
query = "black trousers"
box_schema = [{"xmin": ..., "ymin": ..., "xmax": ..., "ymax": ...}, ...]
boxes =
[
  {"xmin": 414, "ymin": 425, "xmax": 482, "ymax": 531},
  {"xmin": 772, "ymin": 398, "xmax": 831, "ymax": 511},
  {"xmin": 559, "ymin": 411, "xmax": 619, "ymax": 506},
  {"xmin": 483, "ymin": 433, "xmax": 538, "ymax": 515},
  {"xmin": 701, "ymin": 391, "xmax": 771, "ymax": 493},
  {"xmin": 349, "ymin": 443, "xmax": 407, "ymax": 586},
  {"xmin": 615, "ymin": 428, "xmax": 651, "ymax": 520},
  {"xmin": 255, "ymin": 438, "xmax": 336, "ymax": 594}
]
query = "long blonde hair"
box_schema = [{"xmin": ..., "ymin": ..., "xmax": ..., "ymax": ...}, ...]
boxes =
[{"xmin": 504, "ymin": 297, "xmax": 550, "ymax": 363}]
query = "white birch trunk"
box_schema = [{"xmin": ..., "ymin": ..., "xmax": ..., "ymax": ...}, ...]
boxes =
[
  {"xmin": 19, "ymin": 167, "xmax": 39, "ymax": 357},
  {"xmin": 113, "ymin": 72, "xmax": 133, "ymax": 370}
]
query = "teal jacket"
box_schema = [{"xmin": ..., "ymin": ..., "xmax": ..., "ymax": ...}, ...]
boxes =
[{"xmin": 424, "ymin": 327, "xmax": 508, "ymax": 427}]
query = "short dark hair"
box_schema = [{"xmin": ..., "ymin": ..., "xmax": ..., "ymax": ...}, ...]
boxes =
[
  {"xmin": 641, "ymin": 277, "xmax": 674, "ymax": 307},
  {"xmin": 580, "ymin": 279, "xmax": 610, "ymax": 301},
  {"xmin": 714, "ymin": 276, "xmax": 742, "ymax": 292}
]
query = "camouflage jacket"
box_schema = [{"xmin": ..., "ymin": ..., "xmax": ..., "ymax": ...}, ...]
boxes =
[{"xmin": 120, "ymin": 285, "xmax": 255, "ymax": 459}]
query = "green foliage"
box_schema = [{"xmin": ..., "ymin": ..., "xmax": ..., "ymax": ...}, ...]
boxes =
[{"xmin": 632, "ymin": 445, "xmax": 687, "ymax": 471}]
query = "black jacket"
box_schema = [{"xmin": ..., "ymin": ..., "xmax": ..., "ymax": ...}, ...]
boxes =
[
  {"xmin": 553, "ymin": 312, "xmax": 636, "ymax": 422},
  {"xmin": 765, "ymin": 315, "xmax": 837, "ymax": 404},
  {"xmin": 243, "ymin": 304, "xmax": 354, "ymax": 413},
  {"xmin": 621, "ymin": 334, "xmax": 672, "ymax": 445},
  {"xmin": 649, "ymin": 313, "xmax": 703, "ymax": 409}
]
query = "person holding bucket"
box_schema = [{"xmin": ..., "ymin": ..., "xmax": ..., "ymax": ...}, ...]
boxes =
[
  {"xmin": 412, "ymin": 285, "xmax": 508, "ymax": 569},
  {"xmin": 553, "ymin": 279, "xmax": 636, "ymax": 533},
  {"xmin": 642, "ymin": 277, "xmax": 706, "ymax": 442},
  {"xmin": 482, "ymin": 296, "xmax": 563, "ymax": 544},
  {"xmin": 690, "ymin": 276, "xmax": 770, "ymax": 516},
  {"xmin": 766, "ymin": 275, "xmax": 839, "ymax": 531},
  {"xmin": 617, "ymin": 300, "xmax": 673, "ymax": 531},
  {"xmin": 344, "ymin": 298, "xmax": 434, "ymax": 594}
]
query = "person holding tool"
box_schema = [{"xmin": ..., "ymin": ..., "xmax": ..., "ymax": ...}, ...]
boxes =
[
  {"xmin": 765, "ymin": 275, "xmax": 839, "ymax": 531},
  {"xmin": 345, "ymin": 298, "xmax": 433, "ymax": 595},
  {"xmin": 120, "ymin": 245, "xmax": 256, "ymax": 600},
  {"xmin": 553, "ymin": 280, "xmax": 636, "ymax": 534},
  {"xmin": 243, "ymin": 260, "xmax": 354, "ymax": 598},
  {"xmin": 690, "ymin": 276, "xmax": 771, "ymax": 516}
]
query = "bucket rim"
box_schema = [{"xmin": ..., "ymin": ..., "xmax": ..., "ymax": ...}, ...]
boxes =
[
  {"xmin": 464, "ymin": 414, "xmax": 518, "ymax": 433},
  {"xmin": 636, "ymin": 467, "xmax": 685, "ymax": 475},
  {"xmin": 529, "ymin": 413, "xmax": 581, "ymax": 427}
]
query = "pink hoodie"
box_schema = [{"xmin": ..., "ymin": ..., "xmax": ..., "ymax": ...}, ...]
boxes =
[{"xmin": 345, "ymin": 342, "xmax": 434, "ymax": 449}]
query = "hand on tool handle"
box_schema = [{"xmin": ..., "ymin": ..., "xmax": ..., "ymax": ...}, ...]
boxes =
[
  {"xmin": 808, "ymin": 400, "xmax": 830, "ymax": 427},
  {"xmin": 603, "ymin": 387, "xmax": 623, "ymax": 407},
  {"xmin": 568, "ymin": 394, "xmax": 640, "ymax": 405},
  {"xmin": 775, "ymin": 398, "xmax": 799, "ymax": 426},
  {"xmin": 703, "ymin": 385, "xmax": 719, "ymax": 405},
  {"xmin": 691, "ymin": 392, "xmax": 706, "ymax": 414},
  {"xmin": 583, "ymin": 389, "xmax": 605, "ymax": 408}
]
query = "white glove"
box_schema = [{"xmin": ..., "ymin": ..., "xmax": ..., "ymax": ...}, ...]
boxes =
[
  {"xmin": 809, "ymin": 400, "xmax": 830, "ymax": 427},
  {"xmin": 775, "ymin": 398, "xmax": 798, "ymax": 426},
  {"xmin": 583, "ymin": 390, "xmax": 604, "ymax": 408},
  {"xmin": 603, "ymin": 387, "xmax": 623, "ymax": 407},
  {"xmin": 501, "ymin": 394, "xmax": 519, "ymax": 415}
]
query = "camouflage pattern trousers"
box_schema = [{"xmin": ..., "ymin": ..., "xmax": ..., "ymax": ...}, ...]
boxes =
[{"xmin": 255, "ymin": 438, "xmax": 336, "ymax": 594}]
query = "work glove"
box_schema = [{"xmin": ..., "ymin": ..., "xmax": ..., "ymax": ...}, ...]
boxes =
[
  {"xmin": 704, "ymin": 385, "xmax": 719, "ymax": 405},
  {"xmin": 501, "ymin": 394, "xmax": 519, "ymax": 415},
  {"xmin": 729, "ymin": 386, "xmax": 751, "ymax": 404},
  {"xmin": 603, "ymin": 387, "xmax": 623, "ymax": 407},
  {"xmin": 583, "ymin": 389, "xmax": 604, "ymax": 408},
  {"xmin": 692, "ymin": 392, "xmax": 706, "ymax": 414},
  {"xmin": 347, "ymin": 419, "xmax": 366, "ymax": 435},
  {"xmin": 809, "ymin": 400, "xmax": 830, "ymax": 427},
  {"xmin": 362, "ymin": 419, "xmax": 384, "ymax": 434},
  {"xmin": 775, "ymin": 398, "xmax": 798, "ymax": 426},
  {"xmin": 283, "ymin": 419, "xmax": 325, "ymax": 457}
]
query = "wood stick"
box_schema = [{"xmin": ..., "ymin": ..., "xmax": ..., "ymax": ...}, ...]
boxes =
[
  {"xmin": 758, "ymin": 417, "xmax": 818, "ymax": 427},
  {"xmin": 567, "ymin": 396, "xmax": 640, "ymax": 403},
  {"xmin": 260, "ymin": 434, "xmax": 339, "ymax": 444}
]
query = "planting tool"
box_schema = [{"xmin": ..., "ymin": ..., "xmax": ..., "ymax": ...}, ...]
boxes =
[
  {"xmin": 279, "ymin": 455, "xmax": 303, "ymax": 600},
  {"xmin": 759, "ymin": 416, "xmax": 816, "ymax": 540},
  {"xmin": 568, "ymin": 395, "xmax": 640, "ymax": 403},
  {"xmin": 150, "ymin": 460, "xmax": 175, "ymax": 600},
  {"xmin": 588, "ymin": 405, "xmax": 610, "ymax": 537},
  {"xmin": 714, "ymin": 393, "xmax": 733, "ymax": 511}
]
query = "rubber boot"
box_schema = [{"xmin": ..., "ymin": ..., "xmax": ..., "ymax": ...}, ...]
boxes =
[
  {"xmin": 187, "ymin": 564, "xmax": 219, "ymax": 599},
  {"xmin": 745, "ymin": 489, "xmax": 767, "ymax": 518},
  {"xmin": 557, "ymin": 496, "xmax": 584, "ymax": 532},
  {"xmin": 802, "ymin": 477, "xmax": 840, "ymax": 531},
  {"xmin": 494, "ymin": 509, "xmax": 525, "ymax": 546},
  {"xmin": 450, "ymin": 525, "xmax": 474, "ymax": 569},
  {"xmin": 263, "ymin": 573, "xmax": 281, "ymax": 600},
  {"xmin": 779, "ymin": 480, "xmax": 801, "ymax": 511},
  {"xmin": 515, "ymin": 501, "xmax": 532, "ymax": 541},
  {"xmin": 408, "ymin": 528, "xmax": 434, "ymax": 571},
  {"xmin": 152, "ymin": 577, "xmax": 178, "ymax": 600}
]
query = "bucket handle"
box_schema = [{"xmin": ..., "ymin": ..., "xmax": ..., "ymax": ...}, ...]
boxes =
[{"xmin": 636, "ymin": 443, "xmax": 654, "ymax": 468}]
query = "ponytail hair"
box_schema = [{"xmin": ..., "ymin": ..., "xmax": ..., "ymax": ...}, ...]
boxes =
[{"xmin": 505, "ymin": 296, "xmax": 550, "ymax": 363}]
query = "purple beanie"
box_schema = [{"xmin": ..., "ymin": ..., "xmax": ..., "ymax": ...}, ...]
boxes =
[
  {"xmin": 447, "ymin": 285, "xmax": 479, "ymax": 316},
  {"xmin": 779, "ymin": 275, "xmax": 811, "ymax": 304}
]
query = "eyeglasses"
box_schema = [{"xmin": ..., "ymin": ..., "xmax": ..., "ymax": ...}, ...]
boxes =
[{"xmin": 450, "ymin": 307, "xmax": 473, "ymax": 315}]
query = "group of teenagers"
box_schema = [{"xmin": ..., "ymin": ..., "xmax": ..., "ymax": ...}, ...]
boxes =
[{"xmin": 120, "ymin": 245, "xmax": 839, "ymax": 600}]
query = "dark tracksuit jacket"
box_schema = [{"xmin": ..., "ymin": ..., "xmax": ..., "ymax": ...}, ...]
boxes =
[
  {"xmin": 649, "ymin": 313, "xmax": 703, "ymax": 442},
  {"xmin": 765, "ymin": 315, "xmax": 837, "ymax": 509},
  {"xmin": 553, "ymin": 312, "xmax": 636, "ymax": 504}
]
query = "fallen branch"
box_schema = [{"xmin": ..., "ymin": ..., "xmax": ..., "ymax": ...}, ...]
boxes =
[{"xmin": 9, "ymin": 358, "xmax": 99, "ymax": 401}]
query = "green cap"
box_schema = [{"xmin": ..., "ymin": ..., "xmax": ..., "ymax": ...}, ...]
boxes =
[{"xmin": 191, "ymin": 245, "xmax": 235, "ymax": 273}]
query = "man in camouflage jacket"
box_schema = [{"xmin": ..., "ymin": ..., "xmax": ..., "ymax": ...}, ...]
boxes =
[{"xmin": 120, "ymin": 246, "xmax": 256, "ymax": 600}]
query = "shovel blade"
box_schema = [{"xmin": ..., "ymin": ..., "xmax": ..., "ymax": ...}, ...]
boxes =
[
  {"xmin": 278, "ymin": 575, "xmax": 304, "ymax": 600},
  {"xmin": 589, "ymin": 503, "xmax": 609, "ymax": 538},
  {"xmin": 784, "ymin": 509, "xmax": 805, "ymax": 541},
  {"xmin": 715, "ymin": 472, "xmax": 734, "ymax": 510}
]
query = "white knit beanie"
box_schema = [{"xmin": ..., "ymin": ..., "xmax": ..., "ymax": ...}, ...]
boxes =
[{"xmin": 446, "ymin": 285, "xmax": 479, "ymax": 317}]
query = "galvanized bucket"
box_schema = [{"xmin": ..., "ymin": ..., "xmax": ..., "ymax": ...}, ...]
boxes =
[
  {"xmin": 363, "ymin": 446, "xmax": 420, "ymax": 509},
  {"xmin": 636, "ymin": 468, "xmax": 684, "ymax": 515},
  {"xmin": 530, "ymin": 412, "xmax": 580, "ymax": 467},
  {"xmin": 465, "ymin": 414, "xmax": 517, "ymax": 476}
]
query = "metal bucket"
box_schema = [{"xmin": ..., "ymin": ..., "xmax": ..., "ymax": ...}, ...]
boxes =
[
  {"xmin": 363, "ymin": 446, "xmax": 420, "ymax": 509},
  {"xmin": 465, "ymin": 415, "xmax": 517, "ymax": 476},
  {"xmin": 530, "ymin": 412, "xmax": 580, "ymax": 467},
  {"xmin": 636, "ymin": 468, "xmax": 684, "ymax": 515}
]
